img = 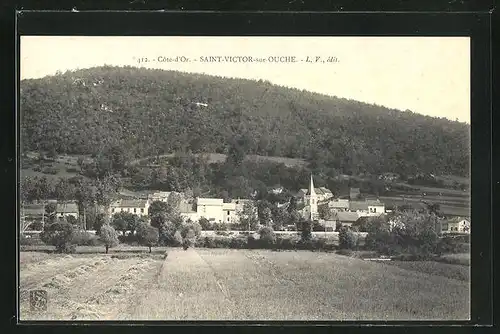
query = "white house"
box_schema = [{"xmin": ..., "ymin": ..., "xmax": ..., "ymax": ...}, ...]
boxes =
[
  {"xmin": 110, "ymin": 199, "xmax": 150, "ymax": 217},
  {"xmin": 222, "ymin": 202, "xmax": 238, "ymax": 224},
  {"xmin": 443, "ymin": 217, "xmax": 470, "ymax": 233},
  {"xmin": 196, "ymin": 198, "xmax": 224, "ymax": 223}
]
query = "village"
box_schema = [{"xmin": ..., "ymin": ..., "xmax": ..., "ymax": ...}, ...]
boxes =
[{"xmin": 21, "ymin": 174, "xmax": 470, "ymax": 236}]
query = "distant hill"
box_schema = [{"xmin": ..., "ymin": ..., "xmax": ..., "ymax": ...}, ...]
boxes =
[{"xmin": 20, "ymin": 66, "xmax": 470, "ymax": 177}]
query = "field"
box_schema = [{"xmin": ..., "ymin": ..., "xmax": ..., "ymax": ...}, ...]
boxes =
[{"xmin": 20, "ymin": 248, "xmax": 470, "ymax": 321}]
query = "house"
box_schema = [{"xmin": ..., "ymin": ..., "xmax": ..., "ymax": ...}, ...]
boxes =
[
  {"xmin": 21, "ymin": 204, "xmax": 46, "ymax": 229},
  {"xmin": 333, "ymin": 211, "xmax": 361, "ymax": 229},
  {"xmin": 109, "ymin": 199, "xmax": 150, "ymax": 217},
  {"xmin": 349, "ymin": 199, "xmax": 385, "ymax": 216},
  {"xmin": 443, "ymin": 217, "xmax": 470, "ymax": 233},
  {"xmin": 222, "ymin": 202, "xmax": 238, "ymax": 224},
  {"xmin": 56, "ymin": 202, "xmax": 79, "ymax": 219},
  {"xmin": 195, "ymin": 198, "xmax": 224, "ymax": 223},
  {"xmin": 328, "ymin": 199, "xmax": 350, "ymax": 212},
  {"xmin": 148, "ymin": 191, "xmax": 171, "ymax": 203},
  {"xmin": 22, "ymin": 204, "xmax": 46, "ymax": 220}
]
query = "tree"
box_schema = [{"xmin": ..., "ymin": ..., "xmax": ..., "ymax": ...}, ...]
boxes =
[
  {"xmin": 238, "ymin": 202, "xmax": 259, "ymax": 231},
  {"xmin": 318, "ymin": 204, "xmax": 333, "ymax": 220},
  {"xmin": 338, "ymin": 225, "xmax": 358, "ymax": 250},
  {"xmin": 258, "ymin": 226, "xmax": 276, "ymax": 248},
  {"xmin": 270, "ymin": 205, "xmax": 288, "ymax": 231},
  {"xmin": 136, "ymin": 222, "xmax": 159, "ymax": 253},
  {"xmin": 111, "ymin": 212, "xmax": 138, "ymax": 235},
  {"xmin": 198, "ymin": 217, "xmax": 211, "ymax": 230},
  {"xmin": 166, "ymin": 192, "xmax": 182, "ymax": 213},
  {"xmin": 54, "ymin": 178, "xmax": 75, "ymax": 208},
  {"xmin": 425, "ymin": 202, "xmax": 441, "ymax": 216},
  {"xmin": 180, "ymin": 220, "xmax": 201, "ymax": 250},
  {"xmin": 289, "ymin": 210, "xmax": 301, "ymax": 229},
  {"xmin": 45, "ymin": 202, "xmax": 57, "ymax": 225},
  {"xmin": 74, "ymin": 179, "xmax": 97, "ymax": 230},
  {"xmin": 93, "ymin": 213, "xmax": 107, "ymax": 235},
  {"xmin": 100, "ymin": 224, "xmax": 119, "ymax": 253},
  {"xmin": 299, "ymin": 219, "xmax": 313, "ymax": 242},
  {"xmin": 40, "ymin": 220, "xmax": 75, "ymax": 253},
  {"xmin": 258, "ymin": 205, "xmax": 272, "ymax": 227}
]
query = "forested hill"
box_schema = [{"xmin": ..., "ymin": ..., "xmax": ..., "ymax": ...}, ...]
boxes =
[{"xmin": 20, "ymin": 66, "xmax": 470, "ymax": 177}]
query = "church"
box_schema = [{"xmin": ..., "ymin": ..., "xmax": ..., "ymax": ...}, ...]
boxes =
[{"xmin": 301, "ymin": 174, "xmax": 321, "ymax": 221}]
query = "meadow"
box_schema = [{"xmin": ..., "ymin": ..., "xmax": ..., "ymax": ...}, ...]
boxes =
[{"xmin": 20, "ymin": 248, "xmax": 470, "ymax": 321}]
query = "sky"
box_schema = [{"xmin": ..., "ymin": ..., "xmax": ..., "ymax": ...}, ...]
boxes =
[{"xmin": 20, "ymin": 36, "xmax": 470, "ymax": 123}]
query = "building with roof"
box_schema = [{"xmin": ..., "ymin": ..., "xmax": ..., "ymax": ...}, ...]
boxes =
[
  {"xmin": 178, "ymin": 197, "xmax": 241, "ymax": 224},
  {"xmin": 442, "ymin": 217, "xmax": 470, "ymax": 234},
  {"xmin": 297, "ymin": 184, "xmax": 333, "ymax": 203},
  {"xmin": 349, "ymin": 199, "xmax": 385, "ymax": 216},
  {"xmin": 110, "ymin": 199, "xmax": 150, "ymax": 217},
  {"xmin": 148, "ymin": 191, "xmax": 171, "ymax": 202},
  {"xmin": 333, "ymin": 211, "xmax": 361, "ymax": 229},
  {"xmin": 328, "ymin": 199, "xmax": 350, "ymax": 212},
  {"xmin": 299, "ymin": 174, "xmax": 319, "ymax": 220},
  {"xmin": 56, "ymin": 202, "xmax": 79, "ymax": 219}
]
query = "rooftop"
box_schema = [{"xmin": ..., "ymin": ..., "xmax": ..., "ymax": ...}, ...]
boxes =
[
  {"xmin": 56, "ymin": 203, "xmax": 79, "ymax": 213},
  {"xmin": 334, "ymin": 211, "xmax": 360, "ymax": 222},
  {"xmin": 197, "ymin": 198, "xmax": 224, "ymax": 205},
  {"xmin": 111, "ymin": 199, "xmax": 149, "ymax": 208}
]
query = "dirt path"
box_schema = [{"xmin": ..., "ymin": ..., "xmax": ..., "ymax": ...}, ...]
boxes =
[{"xmin": 122, "ymin": 249, "xmax": 235, "ymax": 320}]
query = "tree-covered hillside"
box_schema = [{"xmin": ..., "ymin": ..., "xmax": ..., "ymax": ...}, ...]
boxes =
[{"xmin": 20, "ymin": 66, "xmax": 470, "ymax": 177}]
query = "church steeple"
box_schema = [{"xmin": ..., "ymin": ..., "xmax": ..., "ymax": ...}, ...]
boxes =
[
  {"xmin": 308, "ymin": 174, "xmax": 318, "ymax": 220},
  {"xmin": 309, "ymin": 174, "xmax": 316, "ymax": 196}
]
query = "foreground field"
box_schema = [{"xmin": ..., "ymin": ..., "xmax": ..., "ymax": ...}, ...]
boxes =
[{"xmin": 20, "ymin": 249, "xmax": 470, "ymax": 321}]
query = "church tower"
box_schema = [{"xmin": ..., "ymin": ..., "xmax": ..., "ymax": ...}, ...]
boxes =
[{"xmin": 308, "ymin": 174, "xmax": 318, "ymax": 220}]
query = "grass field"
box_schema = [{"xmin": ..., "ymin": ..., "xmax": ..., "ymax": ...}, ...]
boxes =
[{"xmin": 20, "ymin": 248, "xmax": 470, "ymax": 321}]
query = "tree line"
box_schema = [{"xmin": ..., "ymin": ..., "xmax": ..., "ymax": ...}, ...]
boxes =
[{"xmin": 21, "ymin": 65, "xmax": 470, "ymax": 178}]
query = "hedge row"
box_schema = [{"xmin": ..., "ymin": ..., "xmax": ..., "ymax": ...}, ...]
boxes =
[{"xmin": 192, "ymin": 235, "xmax": 337, "ymax": 251}]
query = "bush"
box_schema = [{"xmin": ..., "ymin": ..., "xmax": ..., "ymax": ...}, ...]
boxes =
[
  {"xmin": 40, "ymin": 221, "xmax": 76, "ymax": 253},
  {"xmin": 258, "ymin": 226, "xmax": 276, "ymax": 248},
  {"xmin": 213, "ymin": 222, "xmax": 228, "ymax": 231},
  {"xmin": 198, "ymin": 218, "xmax": 212, "ymax": 231},
  {"xmin": 20, "ymin": 234, "xmax": 39, "ymax": 246},
  {"xmin": 229, "ymin": 237, "xmax": 248, "ymax": 249},
  {"xmin": 300, "ymin": 220, "xmax": 313, "ymax": 242},
  {"xmin": 99, "ymin": 224, "xmax": 120, "ymax": 253},
  {"xmin": 339, "ymin": 226, "xmax": 358, "ymax": 250},
  {"xmin": 72, "ymin": 231, "xmax": 100, "ymax": 246},
  {"xmin": 437, "ymin": 237, "xmax": 470, "ymax": 255},
  {"xmin": 275, "ymin": 235, "xmax": 297, "ymax": 250},
  {"xmin": 182, "ymin": 229, "xmax": 196, "ymax": 250},
  {"xmin": 118, "ymin": 232, "xmax": 139, "ymax": 245}
]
